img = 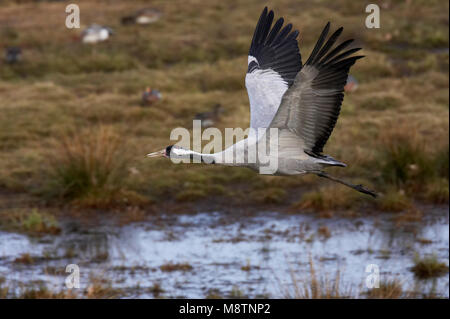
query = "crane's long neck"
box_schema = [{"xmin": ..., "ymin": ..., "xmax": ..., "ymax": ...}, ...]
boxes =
[
  {"xmin": 170, "ymin": 148, "xmax": 218, "ymax": 164},
  {"xmin": 170, "ymin": 138, "xmax": 256, "ymax": 166}
]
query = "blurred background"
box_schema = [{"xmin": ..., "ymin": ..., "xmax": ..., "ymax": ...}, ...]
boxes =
[{"xmin": 0, "ymin": 0, "xmax": 448, "ymax": 298}]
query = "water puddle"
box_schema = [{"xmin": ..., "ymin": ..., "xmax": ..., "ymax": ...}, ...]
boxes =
[{"xmin": 0, "ymin": 208, "xmax": 448, "ymax": 298}]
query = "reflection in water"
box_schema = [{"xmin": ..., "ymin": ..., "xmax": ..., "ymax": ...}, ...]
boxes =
[{"xmin": 0, "ymin": 208, "xmax": 448, "ymax": 298}]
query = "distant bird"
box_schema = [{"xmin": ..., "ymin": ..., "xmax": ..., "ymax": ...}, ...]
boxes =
[
  {"xmin": 148, "ymin": 7, "xmax": 376, "ymax": 197},
  {"xmin": 5, "ymin": 47, "xmax": 22, "ymax": 64},
  {"xmin": 141, "ymin": 87, "xmax": 162, "ymax": 106},
  {"xmin": 120, "ymin": 16, "xmax": 136, "ymax": 26},
  {"xmin": 194, "ymin": 104, "xmax": 224, "ymax": 127},
  {"xmin": 344, "ymin": 74, "xmax": 359, "ymax": 93},
  {"xmin": 81, "ymin": 24, "xmax": 113, "ymax": 44},
  {"xmin": 121, "ymin": 8, "xmax": 162, "ymax": 25}
]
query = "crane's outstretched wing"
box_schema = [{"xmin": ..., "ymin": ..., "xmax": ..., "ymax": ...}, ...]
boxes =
[
  {"xmin": 245, "ymin": 7, "xmax": 302, "ymax": 130},
  {"xmin": 269, "ymin": 23, "xmax": 363, "ymax": 157}
]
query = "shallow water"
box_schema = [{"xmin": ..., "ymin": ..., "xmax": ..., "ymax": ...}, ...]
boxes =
[{"xmin": 0, "ymin": 208, "xmax": 448, "ymax": 298}]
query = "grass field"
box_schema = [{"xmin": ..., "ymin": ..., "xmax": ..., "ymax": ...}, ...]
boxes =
[{"xmin": 0, "ymin": 0, "xmax": 448, "ymax": 240}]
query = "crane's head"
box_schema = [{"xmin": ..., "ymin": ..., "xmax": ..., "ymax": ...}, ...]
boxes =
[{"xmin": 147, "ymin": 145, "xmax": 189, "ymax": 159}]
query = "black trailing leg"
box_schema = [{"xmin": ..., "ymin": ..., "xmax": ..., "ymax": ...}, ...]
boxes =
[{"xmin": 316, "ymin": 172, "xmax": 378, "ymax": 198}]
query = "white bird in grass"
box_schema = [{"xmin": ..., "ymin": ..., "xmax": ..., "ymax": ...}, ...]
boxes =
[
  {"xmin": 121, "ymin": 8, "xmax": 163, "ymax": 25},
  {"xmin": 148, "ymin": 7, "xmax": 377, "ymax": 197},
  {"xmin": 81, "ymin": 24, "xmax": 114, "ymax": 44}
]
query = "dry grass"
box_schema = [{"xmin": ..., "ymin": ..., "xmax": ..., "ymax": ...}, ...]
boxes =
[
  {"xmin": 375, "ymin": 123, "xmax": 449, "ymax": 205},
  {"xmin": 43, "ymin": 126, "xmax": 142, "ymax": 208},
  {"xmin": 282, "ymin": 257, "xmax": 350, "ymax": 299},
  {"xmin": 10, "ymin": 274, "xmax": 120, "ymax": 299},
  {"xmin": 241, "ymin": 260, "xmax": 259, "ymax": 271},
  {"xmin": 0, "ymin": 0, "xmax": 447, "ymax": 212},
  {"xmin": 0, "ymin": 208, "xmax": 60, "ymax": 235},
  {"xmin": 393, "ymin": 207, "xmax": 423, "ymax": 223},
  {"xmin": 378, "ymin": 126, "xmax": 435, "ymax": 188},
  {"xmin": 3, "ymin": 273, "xmax": 123, "ymax": 299},
  {"xmin": 366, "ymin": 279, "xmax": 404, "ymax": 299},
  {"xmin": 148, "ymin": 283, "xmax": 165, "ymax": 297},
  {"xmin": 411, "ymin": 254, "xmax": 449, "ymax": 279},
  {"xmin": 377, "ymin": 190, "xmax": 412, "ymax": 212},
  {"xmin": 160, "ymin": 262, "xmax": 193, "ymax": 272},
  {"xmin": 21, "ymin": 209, "xmax": 60, "ymax": 234},
  {"xmin": 85, "ymin": 276, "xmax": 123, "ymax": 299},
  {"xmin": 0, "ymin": 277, "xmax": 8, "ymax": 298},
  {"xmin": 250, "ymin": 187, "xmax": 287, "ymax": 204},
  {"xmin": 13, "ymin": 253, "xmax": 34, "ymax": 265},
  {"xmin": 317, "ymin": 226, "xmax": 331, "ymax": 239},
  {"xmin": 425, "ymin": 178, "xmax": 449, "ymax": 204},
  {"xmin": 280, "ymin": 257, "xmax": 444, "ymax": 299},
  {"xmin": 18, "ymin": 286, "xmax": 77, "ymax": 299},
  {"xmin": 293, "ymin": 185, "xmax": 362, "ymax": 213}
]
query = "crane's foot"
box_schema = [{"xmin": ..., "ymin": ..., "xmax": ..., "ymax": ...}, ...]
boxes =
[
  {"xmin": 317, "ymin": 172, "xmax": 378, "ymax": 198},
  {"xmin": 354, "ymin": 184, "xmax": 378, "ymax": 198}
]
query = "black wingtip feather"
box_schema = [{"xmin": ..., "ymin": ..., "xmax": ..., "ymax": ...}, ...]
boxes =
[
  {"xmin": 312, "ymin": 27, "xmax": 343, "ymax": 65},
  {"xmin": 260, "ymin": 10, "xmax": 274, "ymax": 44},
  {"xmin": 320, "ymin": 39, "xmax": 354, "ymax": 65},
  {"xmin": 251, "ymin": 7, "xmax": 268, "ymax": 50},
  {"xmin": 266, "ymin": 18, "xmax": 284, "ymax": 45},
  {"xmin": 305, "ymin": 22, "xmax": 331, "ymax": 65},
  {"xmin": 248, "ymin": 7, "xmax": 302, "ymax": 86},
  {"xmin": 273, "ymin": 23, "xmax": 293, "ymax": 47},
  {"xmin": 324, "ymin": 48, "xmax": 363, "ymax": 67}
]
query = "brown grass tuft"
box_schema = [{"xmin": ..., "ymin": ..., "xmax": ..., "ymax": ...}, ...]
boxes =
[
  {"xmin": 366, "ymin": 279, "xmax": 404, "ymax": 299},
  {"xmin": 411, "ymin": 254, "xmax": 449, "ymax": 279},
  {"xmin": 44, "ymin": 126, "xmax": 133, "ymax": 208},
  {"xmin": 282, "ymin": 257, "xmax": 350, "ymax": 299},
  {"xmin": 293, "ymin": 185, "xmax": 360, "ymax": 213},
  {"xmin": 160, "ymin": 262, "xmax": 193, "ymax": 272},
  {"xmin": 14, "ymin": 253, "xmax": 34, "ymax": 265}
]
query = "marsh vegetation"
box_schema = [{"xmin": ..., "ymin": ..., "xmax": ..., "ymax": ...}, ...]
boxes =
[
  {"xmin": 0, "ymin": 209, "xmax": 448, "ymax": 298},
  {"xmin": 0, "ymin": 0, "xmax": 448, "ymax": 299}
]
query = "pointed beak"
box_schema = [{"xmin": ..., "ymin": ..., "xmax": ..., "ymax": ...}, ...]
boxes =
[{"xmin": 147, "ymin": 149, "xmax": 165, "ymax": 158}]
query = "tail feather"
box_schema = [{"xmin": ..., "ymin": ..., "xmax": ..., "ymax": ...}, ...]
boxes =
[
  {"xmin": 305, "ymin": 150, "xmax": 346, "ymax": 167},
  {"xmin": 319, "ymin": 156, "xmax": 346, "ymax": 167}
]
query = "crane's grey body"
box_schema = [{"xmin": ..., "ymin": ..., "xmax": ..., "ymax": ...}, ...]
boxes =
[
  {"xmin": 148, "ymin": 7, "xmax": 377, "ymax": 197},
  {"xmin": 184, "ymin": 128, "xmax": 344, "ymax": 176}
]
